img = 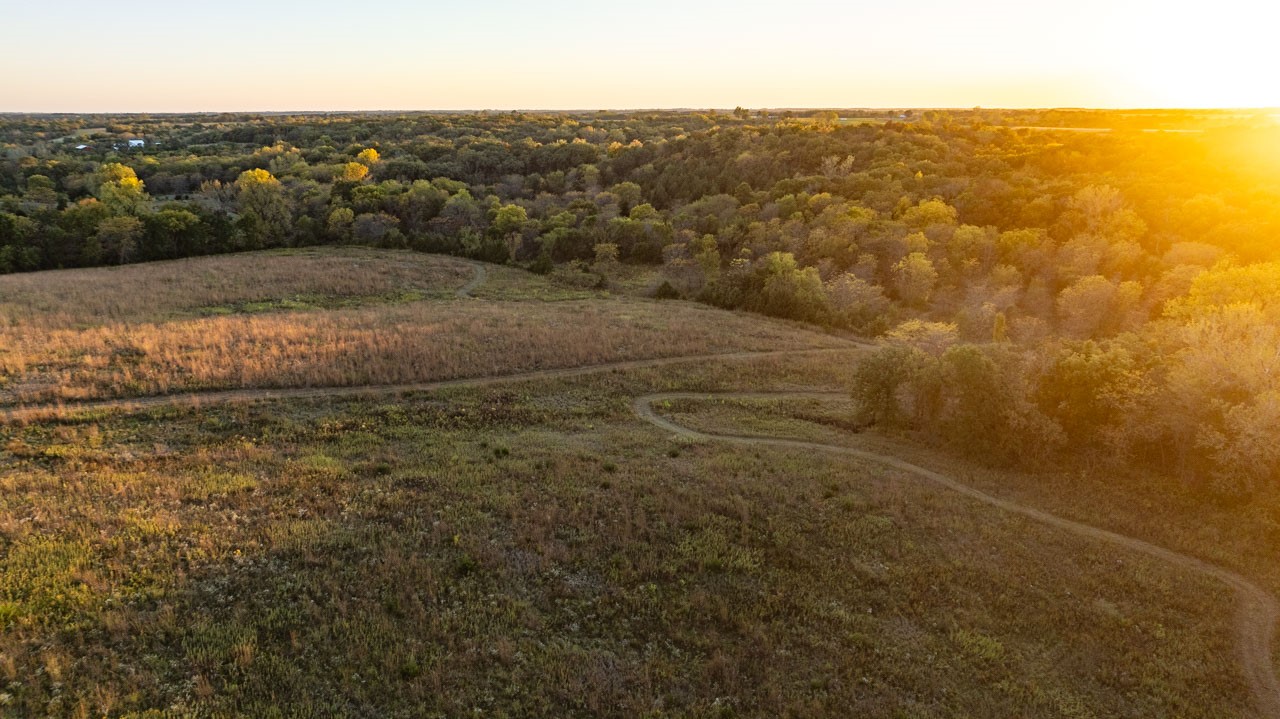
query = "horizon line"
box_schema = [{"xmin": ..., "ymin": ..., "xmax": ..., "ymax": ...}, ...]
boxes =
[{"xmin": 3, "ymin": 106, "xmax": 1279, "ymax": 116}]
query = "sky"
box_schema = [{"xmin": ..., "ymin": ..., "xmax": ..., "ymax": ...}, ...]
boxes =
[{"xmin": 1, "ymin": 0, "xmax": 1276, "ymax": 112}]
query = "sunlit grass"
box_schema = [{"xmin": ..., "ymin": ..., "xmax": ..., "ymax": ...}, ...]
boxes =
[{"xmin": 0, "ymin": 250, "xmax": 844, "ymax": 405}]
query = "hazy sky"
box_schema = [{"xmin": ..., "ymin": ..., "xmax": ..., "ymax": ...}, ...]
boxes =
[{"xmin": 2, "ymin": 0, "xmax": 1274, "ymax": 111}]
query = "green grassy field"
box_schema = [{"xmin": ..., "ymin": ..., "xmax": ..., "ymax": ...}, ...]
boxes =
[{"xmin": 0, "ymin": 250, "xmax": 1273, "ymax": 718}]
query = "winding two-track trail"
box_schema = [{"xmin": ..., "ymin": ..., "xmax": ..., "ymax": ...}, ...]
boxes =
[
  {"xmin": 634, "ymin": 391, "xmax": 1280, "ymax": 718},
  {"xmin": 4, "ymin": 257, "xmax": 1276, "ymax": 715},
  {"xmin": 0, "ymin": 348, "xmax": 863, "ymax": 423},
  {"xmin": 454, "ymin": 260, "xmax": 487, "ymax": 298}
]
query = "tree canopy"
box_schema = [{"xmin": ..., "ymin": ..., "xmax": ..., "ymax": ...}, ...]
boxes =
[{"xmin": 2, "ymin": 108, "xmax": 1279, "ymax": 493}]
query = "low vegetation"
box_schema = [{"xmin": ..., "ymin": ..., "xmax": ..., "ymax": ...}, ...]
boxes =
[
  {"xmin": 653, "ymin": 394, "xmax": 1280, "ymax": 588},
  {"xmin": 0, "ymin": 354, "xmax": 1257, "ymax": 717}
]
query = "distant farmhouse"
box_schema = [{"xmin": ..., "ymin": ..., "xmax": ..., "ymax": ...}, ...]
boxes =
[{"xmin": 128, "ymin": 139, "xmax": 145, "ymax": 148}]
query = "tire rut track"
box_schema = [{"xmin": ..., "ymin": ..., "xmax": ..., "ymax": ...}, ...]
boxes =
[
  {"xmin": 455, "ymin": 260, "xmax": 487, "ymax": 298},
  {"xmin": 634, "ymin": 391, "xmax": 1280, "ymax": 718},
  {"xmin": 11, "ymin": 253, "xmax": 1264, "ymax": 714},
  {"xmin": 0, "ymin": 347, "xmax": 865, "ymax": 423}
]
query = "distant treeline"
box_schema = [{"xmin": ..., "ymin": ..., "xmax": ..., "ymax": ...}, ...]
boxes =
[{"xmin": 3, "ymin": 110, "xmax": 1279, "ymax": 495}]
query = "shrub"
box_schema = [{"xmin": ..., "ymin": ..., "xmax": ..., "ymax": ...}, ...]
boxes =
[{"xmin": 654, "ymin": 280, "xmax": 681, "ymax": 299}]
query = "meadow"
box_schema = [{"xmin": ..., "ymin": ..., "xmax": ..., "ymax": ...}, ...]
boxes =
[
  {"xmin": 0, "ymin": 352, "xmax": 1258, "ymax": 718},
  {"xmin": 0, "ymin": 248, "xmax": 473, "ymax": 328},
  {"xmin": 0, "ymin": 250, "xmax": 844, "ymax": 406},
  {"xmin": 0, "ymin": 252, "xmax": 1276, "ymax": 718}
]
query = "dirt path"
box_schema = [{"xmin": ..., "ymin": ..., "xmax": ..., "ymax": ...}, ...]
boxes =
[
  {"xmin": 0, "ymin": 250, "xmax": 861, "ymax": 422},
  {"xmin": 0, "ymin": 347, "xmax": 864, "ymax": 423},
  {"xmin": 634, "ymin": 391, "xmax": 1280, "ymax": 718},
  {"xmin": 5, "ymin": 249, "xmax": 1269, "ymax": 712},
  {"xmin": 455, "ymin": 260, "xmax": 487, "ymax": 298}
]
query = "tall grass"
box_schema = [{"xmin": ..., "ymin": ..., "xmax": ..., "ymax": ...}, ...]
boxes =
[
  {"xmin": 0, "ymin": 247, "xmax": 470, "ymax": 329},
  {"xmin": 1, "ymin": 298, "xmax": 841, "ymax": 405}
]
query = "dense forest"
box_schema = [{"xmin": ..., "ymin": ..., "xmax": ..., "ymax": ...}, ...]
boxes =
[{"xmin": 3, "ymin": 109, "xmax": 1279, "ymax": 498}]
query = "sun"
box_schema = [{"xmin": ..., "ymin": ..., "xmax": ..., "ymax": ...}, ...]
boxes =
[{"xmin": 1101, "ymin": 1, "xmax": 1280, "ymax": 108}]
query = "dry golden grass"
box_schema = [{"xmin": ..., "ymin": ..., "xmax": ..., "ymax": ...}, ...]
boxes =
[
  {"xmin": 0, "ymin": 356, "xmax": 1253, "ymax": 717},
  {"xmin": 0, "ymin": 247, "xmax": 471, "ymax": 329},
  {"xmin": 0, "ymin": 297, "xmax": 843, "ymax": 405}
]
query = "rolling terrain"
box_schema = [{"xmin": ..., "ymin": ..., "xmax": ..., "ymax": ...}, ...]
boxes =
[{"xmin": 1, "ymin": 249, "xmax": 1276, "ymax": 717}]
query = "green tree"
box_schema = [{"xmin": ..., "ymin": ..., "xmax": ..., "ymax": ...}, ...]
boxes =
[
  {"xmin": 353, "ymin": 212, "xmax": 402, "ymax": 246},
  {"xmin": 22, "ymin": 175, "xmax": 59, "ymax": 211},
  {"xmin": 1201, "ymin": 392, "xmax": 1280, "ymax": 496},
  {"xmin": 1035, "ymin": 340, "xmax": 1147, "ymax": 452},
  {"xmin": 92, "ymin": 216, "xmax": 144, "ymax": 265},
  {"xmin": 397, "ymin": 180, "xmax": 449, "ymax": 236},
  {"xmin": 992, "ymin": 312, "xmax": 1008, "ymax": 342},
  {"xmin": 234, "ymin": 169, "xmax": 293, "ymax": 248},
  {"xmin": 440, "ymin": 190, "xmax": 484, "ymax": 233},
  {"xmin": 850, "ymin": 344, "xmax": 931, "ymax": 427},
  {"xmin": 592, "ymin": 242, "xmax": 621, "ymax": 280},
  {"xmin": 826, "ymin": 274, "xmax": 891, "ymax": 333},
  {"xmin": 885, "ymin": 319, "xmax": 959, "ymax": 356},
  {"xmin": 948, "ymin": 224, "xmax": 996, "ymax": 273},
  {"xmin": 1165, "ymin": 262, "xmax": 1280, "ymax": 321},
  {"xmin": 1056, "ymin": 275, "xmax": 1143, "ymax": 339},
  {"xmin": 750, "ymin": 252, "xmax": 828, "ymax": 322},
  {"xmin": 691, "ymin": 234, "xmax": 721, "ymax": 284},
  {"xmin": 1065, "ymin": 185, "xmax": 1147, "ymax": 243},
  {"xmin": 610, "ymin": 182, "xmax": 643, "ymax": 214},
  {"xmin": 1156, "ymin": 266, "xmax": 1280, "ymax": 494},
  {"xmin": 146, "ymin": 208, "xmax": 206, "ymax": 259},
  {"xmin": 94, "ymin": 163, "xmax": 148, "ymax": 215},
  {"xmin": 902, "ymin": 199, "xmax": 958, "ymax": 229},
  {"xmin": 491, "ymin": 203, "xmax": 529, "ymax": 263},
  {"xmin": 815, "ymin": 110, "xmax": 839, "ymax": 127},
  {"xmin": 327, "ymin": 207, "xmax": 355, "ymax": 242},
  {"xmin": 892, "ymin": 252, "xmax": 938, "ymax": 306},
  {"xmin": 936, "ymin": 345, "xmax": 1059, "ymax": 465}
]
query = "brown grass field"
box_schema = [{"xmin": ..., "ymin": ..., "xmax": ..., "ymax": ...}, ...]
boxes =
[
  {"xmin": 0, "ymin": 351, "xmax": 1266, "ymax": 717},
  {"xmin": 0, "ymin": 249, "xmax": 844, "ymax": 405},
  {"xmin": 0, "ymin": 247, "xmax": 473, "ymax": 329},
  {"xmin": 0, "ymin": 249, "xmax": 1275, "ymax": 717}
]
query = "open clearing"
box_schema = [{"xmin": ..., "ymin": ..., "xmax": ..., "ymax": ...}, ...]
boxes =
[
  {"xmin": 637, "ymin": 392, "xmax": 1280, "ymax": 718},
  {"xmin": 1, "ymin": 249, "xmax": 1276, "ymax": 718},
  {"xmin": 0, "ymin": 249, "xmax": 845, "ymax": 406},
  {"xmin": 0, "ymin": 247, "xmax": 474, "ymax": 328}
]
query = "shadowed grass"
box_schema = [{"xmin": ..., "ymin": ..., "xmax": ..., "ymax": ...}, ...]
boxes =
[
  {"xmin": 0, "ymin": 355, "xmax": 1259, "ymax": 717},
  {"xmin": 0, "ymin": 247, "xmax": 474, "ymax": 329}
]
